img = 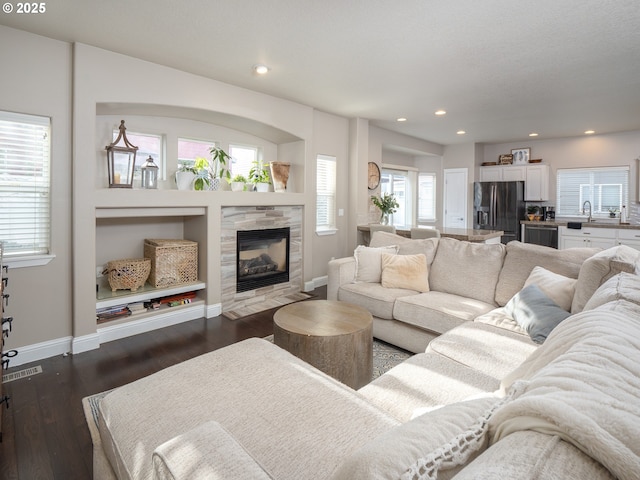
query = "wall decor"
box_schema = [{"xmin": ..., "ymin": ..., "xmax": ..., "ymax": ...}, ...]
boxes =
[
  {"xmin": 498, "ymin": 154, "xmax": 513, "ymax": 165},
  {"xmin": 105, "ymin": 120, "xmax": 138, "ymax": 188},
  {"xmin": 368, "ymin": 161, "xmax": 381, "ymax": 189},
  {"xmin": 511, "ymin": 147, "xmax": 531, "ymax": 165}
]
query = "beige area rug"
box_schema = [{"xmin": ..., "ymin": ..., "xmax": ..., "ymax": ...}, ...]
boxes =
[
  {"xmin": 222, "ymin": 292, "xmax": 314, "ymax": 320},
  {"xmin": 82, "ymin": 338, "xmax": 411, "ymax": 451}
]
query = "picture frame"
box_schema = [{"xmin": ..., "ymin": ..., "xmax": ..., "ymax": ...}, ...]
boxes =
[
  {"xmin": 511, "ymin": 147, "xmax": 531, "ymax": 165},
  {"xmin": 498, "ymin": 154, "xmax": 513, "ymax": 165}
]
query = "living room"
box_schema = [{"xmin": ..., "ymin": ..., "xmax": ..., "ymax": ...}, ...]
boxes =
[{"xmin": 1, "ymin": 2, "xmax": 640, "ymax": 478}]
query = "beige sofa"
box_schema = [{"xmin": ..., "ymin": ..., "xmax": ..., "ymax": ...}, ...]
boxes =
[
  {"xmin": 328, "ymin": 232, "xmax": 601, "ymax": 353},
  {"xmin": 93, "ymin": 238, "xmax": 640, "ymax": 480}
]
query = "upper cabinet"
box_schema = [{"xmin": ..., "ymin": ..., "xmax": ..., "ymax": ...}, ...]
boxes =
[{"xmin": 479, "ymin": 164, "xmax": 550, "ymax": 201}]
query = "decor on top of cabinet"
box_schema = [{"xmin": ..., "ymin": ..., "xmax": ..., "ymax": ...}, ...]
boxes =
[
  {"xmin": 498, "ymin": 154, "xmax": 513, "ymax": 165},
  {"xmin": 230, "ymin": 174, "xmax": 247, "ymax": 192},
  {"xmin": 511, "ymin": 147, "xmax": 531, "ymax": 165},
  {"xmin": 527, "ymin": 205, "xmax": 542, "ymax": 221},
  {"xmin": 175, "ymin": 157, "xmax": 213, "ymax": 191},
  {"xmin": 209, "ymin": 146, "xmax": 232, "ymax": 190},
  {"xmin": 371, "ymin": 192, "xmax": 399, "ymax": 225},
  {"xmin": 103, "ymin": 258, "xmax": 151, "ymax": 292},
  {"xmin": 270, "ymin": 162, "xmax": 290, "ymax": 192},
  {"xmin": 249, "ymin": 159, "xmax": 271, "ymax": 192},
  {"xmin": 175, "ymin": 165, "xmax": 196, "ymax": 190},
  {"xmin": 141, "ymin": 156, "xmax": 159, "ymax": 189},
  {"xmin": 105, "ymin": 120, "xmax": 138, "ymax": 188}
]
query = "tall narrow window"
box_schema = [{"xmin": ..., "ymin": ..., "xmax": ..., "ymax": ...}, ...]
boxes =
[
  {"xmin": 418, "ymin": 172, "xmax": 437, "ymax": 222},
  {"xmin": 557, "ymin": 166, "xmax": 629, "ymax": 217},
  {"xmin": 0, "ymin": 111, "xmax": 51, "ymax": 257},
  {"xmin": 229, "ymin": 145, "xmax": 258, "ymax": 178},
  {"xmin": 316, "ymin": 154, "xmax": 337, "ymax": 234}
]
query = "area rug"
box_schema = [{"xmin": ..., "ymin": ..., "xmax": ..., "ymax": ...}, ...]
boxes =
[{"xmin": 222, "ymin": 292, "xmax": 314, "ymax": 320}]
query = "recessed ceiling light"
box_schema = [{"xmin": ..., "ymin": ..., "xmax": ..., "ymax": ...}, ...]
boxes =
[
  {"xmin": 457, "ymin": 130, "xmax": 466, "ymax": 135},
  {"xmin": 253, "ymin": 64, "xmax": 270, "ymax": 75},
  {"xmin": 584, "ymin": 130, "xmax": 595, "ymax": 135},
  {"xmin": 396, "ymin": 117, "xmax": 407, "ymax": 122},
  {"xmin": 434, "ymin": 110, "xmax": 447, "ymax": 116},
  {"xmin": 529, "ymin": 132, "xmax": 539, "ymax": 137}
]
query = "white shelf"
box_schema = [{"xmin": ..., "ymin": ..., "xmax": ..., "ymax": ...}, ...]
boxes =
[{"xmin": 96, "ymin": 281, "xmax": 206, "ymax": 309}]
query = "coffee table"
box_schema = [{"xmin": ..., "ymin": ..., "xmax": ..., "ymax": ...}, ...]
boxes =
[{"xmin": 273, "ymin": 300, "xmax": 373, "ymax": 389}]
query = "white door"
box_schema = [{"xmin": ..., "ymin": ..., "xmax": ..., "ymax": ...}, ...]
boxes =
[{"xmin": 443, "ymin": 168, "xmax": 468, "ymax": 228}]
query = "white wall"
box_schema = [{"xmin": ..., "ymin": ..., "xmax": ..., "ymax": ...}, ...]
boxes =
[{"xmin": 0, "ymin": 26, "xmax": 73, "ymax": 349}]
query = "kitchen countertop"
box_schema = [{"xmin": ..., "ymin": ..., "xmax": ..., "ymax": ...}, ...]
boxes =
[
  {"xmin": 357, "ymin": 225, "xmax": 504, "ymax": 242},
  {"xmin": 521, "ymin": 220, "xmax": 640, "ymax": 230}
]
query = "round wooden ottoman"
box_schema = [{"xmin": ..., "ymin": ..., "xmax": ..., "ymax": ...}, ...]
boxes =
[{"xmin": 273, "ymin": 300, "xmax": 373, "ymax": 389}]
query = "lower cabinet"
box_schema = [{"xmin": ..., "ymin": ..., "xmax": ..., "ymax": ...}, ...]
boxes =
[
  {"xmin": 559, "ymin": 226, "xmax": 617, "ymax": 250},
  {"xmin": 617, "ymin": 229, "xmax": 640, "ymax": 251}
]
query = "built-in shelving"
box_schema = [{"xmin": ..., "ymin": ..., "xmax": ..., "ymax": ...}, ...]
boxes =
[{"xmin": 96, "ymin": 281, "xmax": 206, "ymax": 309}]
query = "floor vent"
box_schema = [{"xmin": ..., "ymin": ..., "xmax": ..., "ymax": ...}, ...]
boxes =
[{"xmin": 2, "ymin": 365, "xmax": 43, "ymax": 383}]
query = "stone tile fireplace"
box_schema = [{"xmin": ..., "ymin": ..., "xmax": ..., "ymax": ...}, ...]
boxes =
[{"xmin": 221, "ymin": 205, "xmax": 302, "ymax": 313}]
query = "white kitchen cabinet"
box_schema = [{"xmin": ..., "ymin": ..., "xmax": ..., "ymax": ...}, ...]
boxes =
[
  {"xmin": 479, "ymin": 164, "xmax": 549, "ymax": 201},
  {"xmin": 559, "ymin": 226, "xmax": 617, "ymax": 249},
  {"xmin": 617, "ymin": 229, "xmax": 640, "ymax": 251}
]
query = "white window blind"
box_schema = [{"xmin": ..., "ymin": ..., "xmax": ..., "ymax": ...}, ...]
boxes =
[
  {"xmin": 0, "ymin": 111, "xmax": 51, "ymax": 257},
  {"xmin": 316, "ymin": 154, "xmax": 337, "ymax": 231},
  {"xmin": 229, "ymin": 145, "xmax": 258, "ymax": 179},
  {"xmin": 418, "ymin": 172, "xmax": 436, "ymax": 222},
  {"xmin": 557, "ymin": 166, "xmax": 629, "ymax": 217}
]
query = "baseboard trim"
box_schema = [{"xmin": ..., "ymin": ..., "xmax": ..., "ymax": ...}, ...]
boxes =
[
  {"xmin": 206, "ymin": 303, "xmax": 222, "ymax": 318},
  {"xmin": 72, "ymin": 333, "xmax": 101, "ymax": 355},
  {"xmin": 304, "ymin": 275, "xmax": 327, "ymax": 291},
  {"xmin": 7, "ymin": 336, "xmax": 73, "ymax": 368}
]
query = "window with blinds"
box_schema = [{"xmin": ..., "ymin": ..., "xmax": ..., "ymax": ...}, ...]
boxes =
[
  {"xmin": 556, "ymin": 166, "xmax": 629, "ymax": 217},
  {"xmin": 229, "ymin": 145, "xmax": 258, "ymax": 179},
  {"xmin": 316, "ymin": 154, "xmax": 337, "ymax": 233},
  {"xmin": 0, "ymin": 111, "xmax": 51, "ymax": 257},
  {"xmin": 418, "ymin": 172, "xmax": 436, "ymax": 222}
]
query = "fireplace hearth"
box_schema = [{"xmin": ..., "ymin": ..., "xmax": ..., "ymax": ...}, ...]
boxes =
[{"xmin": 236, "ymin": 227, "xmax": 290, "ymax": 292}]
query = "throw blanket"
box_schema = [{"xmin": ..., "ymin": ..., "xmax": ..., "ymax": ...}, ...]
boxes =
[{"xmin": 490, "ymin": 309, "xmax": 640, "ymax": 480}]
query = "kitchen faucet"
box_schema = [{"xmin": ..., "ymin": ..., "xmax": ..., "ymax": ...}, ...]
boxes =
[{"xmin": 582, "ymin": 200, "xmax": 592, "ymax": 222}]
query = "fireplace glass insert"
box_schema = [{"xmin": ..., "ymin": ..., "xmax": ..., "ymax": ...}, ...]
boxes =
[{"xmin": 236, "ymin": 227, "xmax": 290, "ymax": 292}]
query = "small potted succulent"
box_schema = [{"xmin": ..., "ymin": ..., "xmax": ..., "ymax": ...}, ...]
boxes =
[
  {"xmin": 249, "ymin": 159, "xmax": 271, "ymax": 192},
  {"xmin": 230, "ymin": 174, "xmax": 247, "ymax": 192},
  {"xmin": 371, "ymin": 193, "xmax": 399, "ymax": 225}
]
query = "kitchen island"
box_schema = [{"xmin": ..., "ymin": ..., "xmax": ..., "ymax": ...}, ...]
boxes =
[{"xmin": 357, "ymin": 225, "xmax": 504, "ymax": 245}]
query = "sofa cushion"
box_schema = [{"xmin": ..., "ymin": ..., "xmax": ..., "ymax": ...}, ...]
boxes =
[
  {"xmin": 504, "ymin": 284, "xmax": 571, "ymax": 344},
  {"xmin": 571, "ymin": 245, "xmax": 640, "ymax": 313},
  {"xmin": 427, "ymin": 322, "xmax": 537, "ymax": 380},
  {"xmin": 453, "ymin": 431, "xmax": 614, "ymax": 480},
  {"xmin": 494, "ymin": 241, "xmax": 597, "ymax": 307},
  {"xmin": 357, "ymin": 352, "xmax": 500, "ymax": 422},
  {"xmin": 393, "ymin": 291, "xmax": 495, "ymax": 334},
  {"xmin": 369, "ymin": 231, "xmax": 439, "ymax": 266},
  {"xmin": 330, "ymin": 398, "xmax": 499, "ymax": 480},
  {"xmin": 152, "ymin": 421, "xmax": 274, "ymax": 480},
  {"xmin": 474, "ymin": 307, "xmax": 527, "ymax": 335},
  {"xmin": 523, "ymin": 266, "xmax": 576, "ymax": 312},
  {"xmin": 381, "ymin": 253, "xmax": 429, "ymax": 292},
  {"xmin": 583, "ymin": 272, "xmax": 640, "ymax": 310},
  {"xmin": 353, "ymin": 244, "xmax": 399, "ymax": 283},
  {"xmin": 338, "ymin": 282, "xmax": 416, "ymax": 320},
  {"xmin": 429, "ymin": 238, "xmax": 506, "ymax": 305}
]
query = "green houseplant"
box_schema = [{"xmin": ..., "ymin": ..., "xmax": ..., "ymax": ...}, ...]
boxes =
[
  {"xmin": 249, "ymin": 159, "xmax": 271, "ymax": 192},
  {"xmin": 176, "ymin": 157, "xmax": 212, "ymax": 190},
  {"xmin": 209, "ymin": 146, "xmax": 232, "ymax": 190},
  {"xmin": 527, "ymin": 205, "xmax": 540, "ymax": 221},
  {"xmin": 230, "ymin": 174, "xmax": 247, "ymax": 192},
  {"xmin": 371, "ymin": 193, "xmax": 399, "ymax": 225}
]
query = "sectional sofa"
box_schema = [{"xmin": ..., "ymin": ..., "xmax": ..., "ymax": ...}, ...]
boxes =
[{"xmin": 93, "ymin": 235, "xmax": 640, "ymax": 480}]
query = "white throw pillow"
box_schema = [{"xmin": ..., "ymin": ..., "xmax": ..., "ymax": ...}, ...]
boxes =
[
  {"xmin": 353, "ymin": 245, "xmax": 398, "ymax": 283},
  {"xmin": 523, "ymin": 266, "xmax": 576, "ymax": 312}
]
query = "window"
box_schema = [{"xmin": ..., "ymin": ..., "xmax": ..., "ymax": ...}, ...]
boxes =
[
  {"xmin": 557, "ymin": 166, "xmax": 629, "ymax": 217},
  {"xmin": 178, "ymin": 138, "xmax": 213, "ymax": 169},
  {"xmin": 0, "ymin": 111, "xmax": 51, "ymax": 257},
  {"xmin": 381, "ymin": 168, "xmax": 415, "ymax": 226},
  {"xmin": 316, "ymin": 154, "xmax": 337, "ymax": 233},
  {"xmin": 114, "ymin": 130, "xmax": 163, "ymax": 180},
  {"xmin": 229, "ymin": 145, "xmax": 258, "ymax": 179},
  {"xmin": 418, "ymin": 172, "xmax": 437, "ymax": 222}
]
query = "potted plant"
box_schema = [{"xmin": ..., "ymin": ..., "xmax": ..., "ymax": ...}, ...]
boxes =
[
  {"xmin": 249, "ymin": 160, "xmax": 271, "ymax": 192},
  {"xmin": 371, "ymin": 193, "xmax": 399, "ymax": 225},
  {"xmin": 527, "ymin": 205, "xmax": 540, "ymax": 221},
  {"xmin": 175, "ymin": 163, "xmax": 197, "ymax": 190},
  {"xmin": 209, "ymin": 146, "xmax": 232, "ymax": 190},
  {"xmin": 175, "ymin": 157, "xmax": 212, "ymax": 190},
  {"xmin": 608, "ymin": 208, "xmax": 618, "ymax": 218},
  {"xmin": 230, "ymin": 174, "xmax": 247, "ymax": 192}
]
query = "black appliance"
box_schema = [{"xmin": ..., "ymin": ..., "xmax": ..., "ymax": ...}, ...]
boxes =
[
  {"xmin": 524, "ymin": 224, "xmax": 558, "ymax": 248},
  {"xmin": 473, "ymin": 181, "xmax": 526, "ymax": 244}
]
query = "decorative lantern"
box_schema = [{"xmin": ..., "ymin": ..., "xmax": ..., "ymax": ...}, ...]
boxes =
[
  {"xmin": 105, "ymin": 120, "xmax": 138, "ymax": 188},
  {"xmin": 141, "ymin": 155, "xmax": 159, "ymax": 189}
]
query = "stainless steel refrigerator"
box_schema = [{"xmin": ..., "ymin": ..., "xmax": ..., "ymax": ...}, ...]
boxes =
[{"xmin": 473, "ymin": 181, "xmax": 525, "ymax": 244}]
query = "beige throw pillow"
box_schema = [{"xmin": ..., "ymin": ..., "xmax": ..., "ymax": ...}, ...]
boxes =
[
  {"xmin": 523, "ymin": 266, "xmax": 576, "ymax": 312},
  {"xmin": 354, "ymin": 245, "xmax": 399, "ymax": 283},
  {"xmin": 381, "ymin": 253, "xmax": 430, "ymax": 292}
]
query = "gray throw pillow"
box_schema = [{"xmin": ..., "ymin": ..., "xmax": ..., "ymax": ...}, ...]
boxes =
[{"xmin": 504, "ymin": 284, "xmax": 571, "ymax": 344}]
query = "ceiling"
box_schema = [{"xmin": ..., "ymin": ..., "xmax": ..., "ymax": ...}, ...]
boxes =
[{"xmin": 2, "ymin": 0, "xmax": 640, "ymax": 146}]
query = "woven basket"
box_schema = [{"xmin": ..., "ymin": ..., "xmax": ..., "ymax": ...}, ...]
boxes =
[
  {"xmin": 104, "ymin": 258, "xmax": 151, "ymax": 292},
  {"xmin": 144, "ymin": 239, "xmax": 198, "ymax": 288}
]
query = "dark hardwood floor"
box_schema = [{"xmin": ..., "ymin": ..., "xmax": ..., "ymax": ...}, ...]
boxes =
[{"xmin": 0, "ymin": 287, "xmax": 326, "ymax": 480}]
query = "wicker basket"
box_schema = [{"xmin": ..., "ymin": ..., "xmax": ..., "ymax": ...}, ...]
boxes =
[
  {"xmin": 144, "ymin": 239, "xmax": 198, "ymax": 288},
  {"xmin": 103, "ymin": 258, "xmax": 151, "ymax": 292}
]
